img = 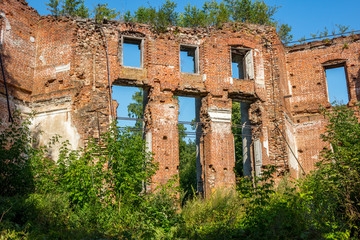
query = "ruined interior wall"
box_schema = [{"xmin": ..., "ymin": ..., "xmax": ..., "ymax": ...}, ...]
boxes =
[
  {"xmin": 0, "ymin": 0, "xmax": 39, "ymax": 122},
  {"xmin": 2, "ymin": 0, "xmax": 325, "ymax": 192},
  {"xmin": 32, "ymin": 17, "xmax": 75, "ymax": 96},
  {"xmin": 285, "ymin": 34, "xmax": 360, "ymax": 174},
  {"xmin": 0, "ymin": 0, "xmax": 38, "ymax": 98}
]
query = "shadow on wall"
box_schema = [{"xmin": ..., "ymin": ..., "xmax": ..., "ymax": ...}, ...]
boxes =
[
  {"xmin": 356, "ymin": 66, "xmax": 360, "ymax": 102},
  {"xmin": 0, "ymin": 50, "xmax": 21, "ymax": 122}
]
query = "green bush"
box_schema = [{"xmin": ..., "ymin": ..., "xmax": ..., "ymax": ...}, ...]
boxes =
[
  {"xmin": 1, "ymin": 105, "xmax": 359, "ymax": 239},
  {"xmin": 180, "ymin": 188, "xmax": 246, "ymax": 239}
]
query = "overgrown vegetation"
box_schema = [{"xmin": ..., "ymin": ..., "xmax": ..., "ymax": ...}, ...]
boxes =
[
  {"xmin": 1, "ymin": 104, "xmax": 359, "ymax": 239},
  {"xmin": 46, "ymin": 0, "xmax": 119, "ymax": 21},
  {"xmin": 46, "ymin": 0, "xmax": 293, "ymax": 43}
]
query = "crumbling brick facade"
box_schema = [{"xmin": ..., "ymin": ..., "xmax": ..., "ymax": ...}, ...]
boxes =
[{"xmin": 1, "ymin": 0, "xmax": 359, "ymax": 195}]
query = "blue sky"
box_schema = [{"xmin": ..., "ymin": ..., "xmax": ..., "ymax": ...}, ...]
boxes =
[{"xmin": 26, "ymin": 0, "xmax": 355, "ymax": 125}]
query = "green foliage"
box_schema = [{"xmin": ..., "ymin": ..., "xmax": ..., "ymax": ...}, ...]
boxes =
[
  {"xmin": 93, "ymin": 3, "xmax": 119, "ymax": 23},
  {"xmin": 46, "ymin": 0, "xmax": 118, "ymax": 21},
  {"xmin": 51, "ymin": 124, "xmax": 157, "ymax": 207},
  {"xmin": 3, "ymin": 93, "xmax": 359, "ymax": 239},
  {"xmin": 0, "ymin": 115, "xmax": 35, "ymax": 196},
  {"xmin": 278, "ymin": 23, "xmax": 293, "ymax": 44},
  {"xmin": 180, "ymin": 189, "xmax": 246, "ymax": 239},
  {"xmin": 225, "ymin": 0, "xmax": 278, "ymax": 25},
  {"xmin": 202, "ymin": 1, "xmax": 230, "ymax": 27},
  {"xmin": 134, "ymin": 6, "xmax": 157, "ymax": 25},
  {"xmin": 231, "ymin": 101, "xmax": 243, "ymax": 178},
  {"xmin": 336, "ymin": 24, "xmax": 350, "ymax": 34},
  {"xmin": 306, "ymin": 24, "xmax": 351, "ymax": 42},
  {"xmin": 61, "ymin": 0, "xmax": 89, "ymax": 18},
  {"xmin": 299, "ymin": 105, "xmax": 360, "ymax": 237},
  {"xmin": 45, "ymin": 0, "xmax": 61, "ymax": 16},
  {"xmin": 134, "ymin": 1, "xmax": 178, "ymax": 32},
  {"xmin": 179, "ymin": 128, "xmax": 197, "ymax": 202},
  {"xmin": 45, "ymin": 0, "xmax": 292, "ymax": 42},
  {"xmin": 180, "ymin": 5, "xmax": 207, "ymax": 28},
  {"xmin": 123, "ymin": 10, "xmax": 133, "ymax": 23}
]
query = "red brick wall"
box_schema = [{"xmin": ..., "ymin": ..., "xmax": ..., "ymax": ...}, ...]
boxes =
[
  {"xmin": 285, "ymin": 34, "xmax": 360, "ymax": 174},
  {"xmin": 0, "ymin": 0, "xmax": 38, "ymax": 100},
  {"xmin": 3, "ymin": 0, "xmax": 360, "ymax": 193}
]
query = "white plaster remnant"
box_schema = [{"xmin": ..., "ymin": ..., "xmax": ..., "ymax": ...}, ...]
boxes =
[
  {"xmin": 39, "ymin": 55, "xmax": 45, "ymax": 64},
  {"xmin": 285, "ymin": 120, "xmax": 299, "ymax": 172},
  {"xmin": 30, "ymin": 101, "xmax": 81, "ymax": 161},
  {"xmin": 208, "ymin": 108, "xmax": 231, "ymax": 123},
  {"xmin": 255, "ymin": 50, "xmax": 265, "ymax": 87},
  {"xmin": 202, "ymin": 74, "xmax": 207, "ymax": 82},
  {"xmin": 288, "ymin": 80, "xmax": 293, "ymax": 95},
  {"xmin": 254, "ymin": 139, "xmax": 262, "ymax": 177},
  {"xmin": 262, "ymin": 127, "xmax": 269, "ymax": 156},
  {"xmin": 245, "ymin": 50, "xmax": 254, "ymax": 80},
  {"xmin": 263, "ymin": 138, "xmax": 269, "ymax": 157},
  {"xmin": 0, "ymin": 12, "xmax": 11, "ymax": 31},
  {"xmin": 208, "ymin": 108, "xmax": 232, "ymax": 135},
  {"xmin": 229, "ymin": 77, "xmax": 233, "ymax": 84},
  {"xmin": 145, "ymin": 131, "xmax": 152, "ymax": 152},
  {"xmin": 55, "ymin": 63, "xmax": 71, "ymax": 73},
  {"xmin": 30, "ymin": 36, "xmax": 35, "ymax": 42}
]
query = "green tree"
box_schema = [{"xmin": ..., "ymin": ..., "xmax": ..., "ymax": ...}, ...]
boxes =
[
  {"xmin": 46, "ymin": 0, "xmax": 61, "ymax": 16},
  {"xmin": 134, "ymin": 6, "xmax": 157, "ymax": 25},
  {"xmin": 300, "ymin": 105, "xmax": 360, "ymax": 237},
  {"xmin": 93, "ymin": 3, "xmax": 119, "ymax": 23},
  {"xmin": 0, "ymin": 116, "xmax": 35, "ymax": 196},
  {"xmin": 127, "ymin": 89, "xmax": 144, "ymax": 131},
  {"xmin": 156, "ymin": 0, "xmax": 179, "ymax": 30},
  {"xmin": 178, "ymin": 123, "xmax": 197, "ymax": 202},
  {"xmin": 180, "ymin": 5, "xmax": 207, "ymax": 28},
  {"xmin": 231, "ymin": 102, "xmax": 243, "ymax": 178},
  {"xmin": 46, "ymin": 0, "xmax": 119, "ymax": 20},
  {"xmin": 203, "ymin": 1, "xmax": 230, "ymax": 27},
  {"xmin": 134, "ymin": 1, "xmax": 178, "ymax": 32},
  {"xmin": 123, "ymin": 10, "xmax": 133, "ymax": 22},
  {"xmin": 61, "ymin": 0, "xmax": 89, "ymax": 17},
  {"xmin": 277, "ymin": 23, "xmax": 293, "ymax": 44}
]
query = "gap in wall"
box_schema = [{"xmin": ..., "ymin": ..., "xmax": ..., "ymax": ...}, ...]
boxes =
[
  {"xmin": 112, "ymin": 86, "xmax": 144, "ymax": 131},
  {"xmin": 123, "ymin": 37, "xmax": 142, "ymax": 68},
  {"xmin": 232, "ymin": 101, "xmax": 253, "ymax": 178},
  {"xmin": 180, "ymin": 45, "xmax": 198, "ymax": 73},
  {"xmin": 232, "ymin": 101, "xmax": 243, "ymax": 178},
  {"xmin": 177, "ymin": 96, "xmax": 198, "ymax": 201},
  {"xmin": 325, "ymin": 66, "xmax": 348, "ymax": 105}
]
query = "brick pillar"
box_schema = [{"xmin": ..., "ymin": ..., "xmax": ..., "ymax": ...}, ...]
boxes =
[
  {"xmin": 144, "ymin": 86, "xmax": 179, "ymax": 190},
  {"xmin": 201, "ymin": 96, "xmax": 236, "ymax": 197}
]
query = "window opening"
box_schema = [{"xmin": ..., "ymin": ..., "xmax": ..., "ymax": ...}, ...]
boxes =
[
  {"xmin": 112, "ymin": 86, "xmax": 145, "ymax": 132},
  {"xmin": 180, "ymin": 45, "xmax": 198, "ymax": 73},
  {"xmin": 325, "ymin": 66, "xmax": 348, "ymax": 105},
  {"xmin": 122, "ymin": 37, "xmax": 142, "ymax": 68},
  {"xmin": 232, "ymin": 51, "xmax": 245, "ymax": 79},
  {"xmin": 177, "ymin": 96, "xmax": 201, "ymax": 201},
  {"xmin": 231, "ymin": 48, "xmax": 254, "ymax": 80},
  {"xmin": 232, "ymin": 101, "xmax": 253, "ymax": 178}
]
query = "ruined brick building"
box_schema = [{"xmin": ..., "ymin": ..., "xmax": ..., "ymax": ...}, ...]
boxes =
[{"xmin": 1, "ymin": 0, "xmax": 359, "ymax": 196}]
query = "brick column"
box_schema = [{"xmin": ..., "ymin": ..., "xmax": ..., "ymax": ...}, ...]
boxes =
[
  {"xmin": 144, "ymin": 87, "xmax": 179, "ymax": 190},
  {"xmin": 201, "ymin": 96, "xmax": 236, "ymax": 196}
]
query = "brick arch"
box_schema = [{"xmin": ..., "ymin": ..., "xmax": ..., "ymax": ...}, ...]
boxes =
[
  {"xmin": 118, "ymin": 30, "xmax": 146, "ymax": 38},
  {"xmin": 319, "ymin": 54, "xmax": 348, "ymax": 66},
  {"xmin": 228, "ymin": 38, "xmax": 257, "ymax": 49}
]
